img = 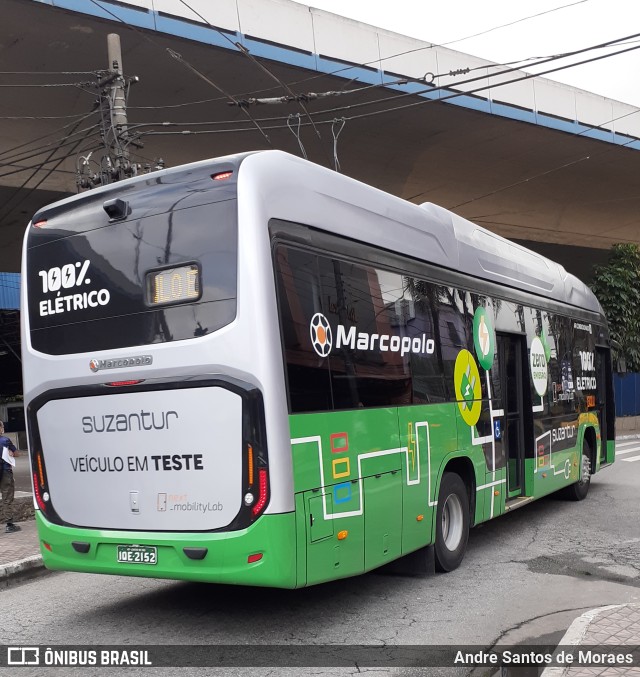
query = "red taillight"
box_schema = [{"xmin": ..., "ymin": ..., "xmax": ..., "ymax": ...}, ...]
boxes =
[
  {"xmin": 43, "ymin": 542, "xmax": 52, "ymax": 551},
  {"xmin": 251, "ymin": 469, "xmax": 268, "ymax": 516},
  {"xmin": 33, "ymin": 473, "xmax": 46, "ymax": 511},
  {"xmin": 33, "ymin": 220, "xmax": 47, "ymax": 228},
  {"xmin": 247, "ymin": 553, "xmax": 263, "ymax": 564},
  {"xmin": 211, "ymin": 171, "xmax": 233, "ymax": 181},
  {"xmin": 105, "ymin": 380, "xmax": 144, "ymax": 387}
]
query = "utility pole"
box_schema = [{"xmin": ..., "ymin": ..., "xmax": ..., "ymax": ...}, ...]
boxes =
[
  {"xmin": 76, "ymin": 33, "xmax": 164, "ymax": 191},
  {"xmin": 107, "ymin": 33, "xmax": 130, "ymax": 181}
]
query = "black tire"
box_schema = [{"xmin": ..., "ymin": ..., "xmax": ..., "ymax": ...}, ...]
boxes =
[
  {"xmin": 563, "ymin": 437, "xmax": 592, "ymax": 501},
  {"xmin": 434, "ymin": 472, "xmax": 470, "ymax": 572}
]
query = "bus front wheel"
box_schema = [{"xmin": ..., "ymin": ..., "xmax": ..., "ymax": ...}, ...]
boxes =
[{"xmin": 434, "ymin": 472, "xmax": 470, "ymax": 572}]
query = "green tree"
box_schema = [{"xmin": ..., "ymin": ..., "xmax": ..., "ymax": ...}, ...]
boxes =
[{"xmin": 591, "ymin": 243, "xmax": 640, "ymax": 371}]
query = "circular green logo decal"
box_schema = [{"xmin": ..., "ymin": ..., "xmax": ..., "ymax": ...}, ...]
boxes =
[
  {"xmin": 530, "ymin": 336, "xmax": 548, "ymax": 397},
  {"xmin": 454, "ymin": 349, "xmax": 482, "ymax": 427},
  {"xmin": 473, "ymin": 307, "xmax": 495, "ymax": 371}
]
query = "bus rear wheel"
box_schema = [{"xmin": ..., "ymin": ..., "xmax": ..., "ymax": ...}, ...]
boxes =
[
  {"xmin": 435, "ymin": 472, "xmax": 470, "ymax": 572},
  {"xmin": 563, "ymin": 438, "xmax": 592, "ymax": 501}
]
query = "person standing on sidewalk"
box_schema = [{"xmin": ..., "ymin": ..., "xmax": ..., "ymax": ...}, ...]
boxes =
[{"xmin": 0, "ymin": 420, "xmax": 20, "ymax": 533}]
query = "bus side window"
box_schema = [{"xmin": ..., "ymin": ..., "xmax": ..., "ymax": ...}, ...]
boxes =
[
  {"xmin": 318, "ymin": 257, "xmax": 412, "ymax": 410},
  {"xmin": 406, "ymin": 279, "xmax": 456, "ymax": 404},
  {"xmin": 274, "ymin": 246, "xmax": 333, "ymax": 413}
]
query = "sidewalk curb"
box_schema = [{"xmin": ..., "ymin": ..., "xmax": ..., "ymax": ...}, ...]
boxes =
[
  {"xmin": 0, "ymin": 554, "xmax": 48, "ymax": 588},
  {"xmin": 541, "ymin": 605, "xmax": 625, "ymax": 677}
]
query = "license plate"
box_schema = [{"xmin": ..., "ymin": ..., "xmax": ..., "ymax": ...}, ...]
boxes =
[{"xmin": 117, "ymin": 545, "xmax": 157, "ymax": 565}]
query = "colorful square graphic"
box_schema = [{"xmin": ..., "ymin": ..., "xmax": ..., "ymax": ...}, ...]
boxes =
[
  {"xmin": 333, "ymin": 482, "xmax": 351, "ymax": 504},
  {"xmin": 330, "ymin": 432, "xmax": 349, "ymax": 453},
  {"xmin": 332, "ymin": 457, "xmax": 351, "ymax": 479}
]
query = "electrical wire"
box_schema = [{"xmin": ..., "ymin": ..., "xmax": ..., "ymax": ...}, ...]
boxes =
[
  {"xmin": 52, "ymin": 0, "xmax": 636, "ymax": 135},
  {"xmin": 4, "ymin": 27, "xmax": 634, "ymax": 186},
  {"xmin": 123, "ymin": 35, "xmax": 640, "ymax": 137},
  {"xmin": 0, "ymin": 70, "xmax": 102, "ymax": 75},
  {"xmin": 121, "ymin": 34, "xmax": 640, "ymax": 116},
  {"xmin": 0, "ymin": 111, "xmax": 100, "ymax": 161},
  {"xmin": 0, "ymin": 112, "xmax": 100, "ymax": 120},
  {"xmin": 0, "ymin": 107, "xmax": 99, "ymax": 223},
  {"xmin": 0, "ymin": 82, "xmax": 98, "ymax": 88},
  {"xmin": 427, "ymin": 0, "xmax": 590, "ymax": 50},
  {"xmin": 0, "ymin": 121, "xmax": 102, "ymax": 167},
  {"xmin": 455, "ymin": 132, "xmax": 640, "ymax": 215},
  {"xmin": 86, "ymin": 0, "xmax": 274, "ymax": 146},
  {"xmin": 176, "ymin": 0, "xmax": 322, "ymax": 141},
  {"xmin": 1, "ymin": 1, "xmax": 638, "ymax": 228},
  {"xmin": 127, "ymin": 0, "xmax": 597, "ymax": 109},
  {"xmin": 323, "ymin": 38, "xmax": 640, "ymax": 124}
]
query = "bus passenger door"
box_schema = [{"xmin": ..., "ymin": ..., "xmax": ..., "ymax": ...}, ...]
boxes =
[{"xmin": 497, "ymin": 334, "xmax": 526, "ymax": 499}]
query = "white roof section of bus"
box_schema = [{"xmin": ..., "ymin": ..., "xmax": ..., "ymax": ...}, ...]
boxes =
[
  {"xmin": 30, "ymin": 147, "xmax": 601, "ymax": 315},
  {"xmin": 61, "ymin": 0, "xmax": 640, "ymax": 143},
  {"xmin": 240, "ymin": 151, "xmax": 602, "ymax": 315}
]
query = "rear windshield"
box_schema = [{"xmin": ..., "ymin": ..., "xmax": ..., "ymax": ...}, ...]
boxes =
[{"xmin": 27, "ymin": 193, "xmax": 237, "ymax": 355}]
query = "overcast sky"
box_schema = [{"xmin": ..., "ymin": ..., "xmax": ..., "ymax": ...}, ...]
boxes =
[{"xmin": 290, "ymin": 0, "xmax": 640, "ymax": 107}]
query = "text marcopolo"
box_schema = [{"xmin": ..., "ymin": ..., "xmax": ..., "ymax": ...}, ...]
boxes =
[{"xmin": 336, "ymin": 325, "xmax": 435, "ymax": 356}]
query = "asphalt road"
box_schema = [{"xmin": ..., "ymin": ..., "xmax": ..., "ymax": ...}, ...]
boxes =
[{"xmin": 1, "ymin": 442, "xmax": 638, "ymax": 677}]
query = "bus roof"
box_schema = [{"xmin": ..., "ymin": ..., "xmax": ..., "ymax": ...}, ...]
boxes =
[
  {"xmin": 239, "ymin": 151, "xmax": 603, "ymax": 317},
  {"xmin": 29, "ymin": 150, "xmax": 603, "ymax": 317}
]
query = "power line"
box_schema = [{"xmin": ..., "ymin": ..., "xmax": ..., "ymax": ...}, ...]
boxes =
[
  {"xmin": 176, "ymin": 0, "xmax": 322, "ymax": 141},
  {"xmin": 1, "ymin": 1, "xmax": 637, "ymax": 217},
  {"xmin": 0, "ymin": 107, "xmax": 99, "ymax": 223},
  {"xmin": 0, "ymin": 128, "xmax": 103, "ymax": 178},
  {"xmin": 121, "ymin": 35, "xmax": 640, "ymax": 116},
  {"xmin": 125, "ymin": 32, "xmax": 640, "ymax": 136},
  {"xmin": 0, "ymin": 121, "xmax": 102, "ymax": 166},
  {"xmin": 0, "ymin": 82, "xmax": 98, "ymax": 88},
  {"xmin": 0, "ymin": 70, "xmax": 101, "ymax": 75},
  {"xmin": 140, "ymin": 0, "xmax": 594, "ymax": 105},
  {"xmin": 164, "ymin": 48, "xmax": 272, "ymax": 146},
  {"xmin": 0, "ymin": 113, "xmax": 100, "ymax": 120},
  {"xmin": 330, "ymin": 37, "xmax": 640, "ymax": 124},
  {"xmin": 0, "ymin": 112, "xmax": 100, "ymax": 161},
  {"xmin": 394, "ymin": 0, "xmax": 591, "ymax": 51},
  {"xmin": 455, "ymin": 130, "xmax": 640, "ymax": 213}
]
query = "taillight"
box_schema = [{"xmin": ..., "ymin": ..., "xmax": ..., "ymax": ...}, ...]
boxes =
[
  {"xmin": 33, "ymin": 472, "xmax": 46, "ymax": 511},
  {"xmin": 105, "ymin": 380, "xmax": 144, "ymax": 387},
  {"xmin": 240, "ymin": 391, "xmax": 270, "ymax": 525},
  {"xmin": 243, "ymin": 442, "xmax": 270, "ymax": 521},
  {"xmin": 251, "ymin": 469, "xmax": 269, "ymax": 517},
  {"xmin": 211, "ymin": 171, "xmax": 233, "ymax": 181},
  {"xmin": 31, "ymin": 449, "xmax": 56, "ymax": 521}
]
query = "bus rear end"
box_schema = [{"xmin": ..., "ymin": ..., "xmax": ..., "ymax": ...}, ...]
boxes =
[{"xmin": 21, "ymin": 154, "xmax": 297, "ymax": 587}]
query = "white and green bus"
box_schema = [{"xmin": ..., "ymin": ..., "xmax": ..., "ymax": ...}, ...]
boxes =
[{"xmin": 21, "ymin": 150, "xmax": 615, "ymax": 587}]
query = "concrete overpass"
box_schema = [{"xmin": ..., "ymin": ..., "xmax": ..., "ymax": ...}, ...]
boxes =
[{"xmin": 2, "ymin": 0, "xmax": 640, "ymax": 287}]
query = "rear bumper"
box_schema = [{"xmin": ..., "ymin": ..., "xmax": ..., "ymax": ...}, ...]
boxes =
[{"xmin": 35, "ymin": 511, "xmax": 298, "ymax": 588}]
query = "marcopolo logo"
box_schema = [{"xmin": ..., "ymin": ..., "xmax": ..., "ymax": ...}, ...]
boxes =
[
  {"xmin": 89, "ymin": 355, "xmax": 153, "ymax": 373},
  {"xmin": 310, "ymin": 313, "xmax": 333, "ymax": 357},
  {"xmin": 309, "ymin": 313, "xmax": 435, "ymax": 358}
]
